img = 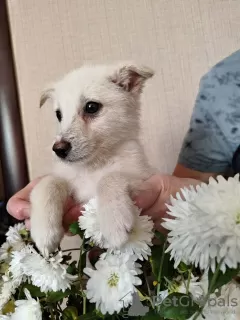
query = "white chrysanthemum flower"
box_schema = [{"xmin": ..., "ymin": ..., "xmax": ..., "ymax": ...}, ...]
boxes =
[
  {"xmin": 9, "ymin": 245, "xmax": 76, "ymax": 293},
  {"xmin": 11, "ymin": 288, "xmax": 42, "ymax": 320},
  {"xmin": 190, "ymin": 282, "xmax": 240, "ymax": 320},
  {"xmin": 9, "ymin": 245, "xmax": 32, "ymax": 281},
  {"xmin": 0, "ymin": 246, "xmax": 36, "ymax": 310},
  {"xmin": 159, "ymin": 272, "xmax": 208, "ymax": 309},
  {"xmin": 111, "ymin": 213, "xmax": 154, "ymax": 260},
  {"xmin": 79, "ymin": 198, "xmax": 154, "ymax": 259},
  {"xmin": 0, "ymin": 316, "xmax": 11, "ymax": 320},
  {"xmin": 178, "ymin": 272, "xmax": 208, "ymax": 302},
  {"xmin": 0, "ymin": 276, "xmax": 19, "ymax": 311},
  {"xmin": 84, "ymin": 253, "xmax": 142, "ymax": 315},
  {"xmin": 162, "ymin": 175, "xmax": 240, "ymax": 272},
  {"xmin": 0, "ymin": 289, "xmax": 42, "ymax": 320},
  {"xmin": 79, "ymin": 199, "xmax": 106, "ymax": 247},
  {"xmin": 21, "ymin": 248, "xmax": 76, "ymax": 293},
  {"xmin": 5, "ymin": 223, "xmax": 26, "ymax": 250},
  {"xmin": 0, "ymin": 242, "xmax": 12, "ymax": 262},
  {"xmin": 0, "ymin": 246, "xmax": 35, "ymax": 310}
]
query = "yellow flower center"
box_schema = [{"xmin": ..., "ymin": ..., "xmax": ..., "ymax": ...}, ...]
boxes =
[
  {"xmin": 7, "ymin": 247, "xmax": 12, "ymax": 254},
  {"xmin": 107, "ymin": 272, "xmax": 119, "ymax": 287},
  {"xmin": 89, "ymin": 241, "xmax": 95, "ymax": 247}
]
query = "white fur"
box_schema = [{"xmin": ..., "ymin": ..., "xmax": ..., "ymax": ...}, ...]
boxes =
[{"xmin": 31, "ymin": 62, "xmax": 156, "ymax": 255}]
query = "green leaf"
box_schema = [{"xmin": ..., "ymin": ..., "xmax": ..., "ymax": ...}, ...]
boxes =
[
  {"xmin": 67, "ymin": 261, "xmax": 78, "ymax": 275},
  {"xmin": 177, "ymin": 261, "xmax": 190, "ymax": 274},
  {"xmin": 78, "ymin": 312, "xmax": 98, "ymax": 319},
  {"xmin": 22, "ymin": 283, "xmax": 45, "ymax": 298},
  {"xmin": 47, "ymin": 289, "xmax": 71, "ymax": 303},
  {"xmin": 154, "ymin": 230, "xmax": 167, "ymax": 243},
  {"xmin": 94, "ymin": 309, "xmax": 105, "ymax": 318},
  {"xmin": 159, "ymin": 293, "xmax": 199, "ymax": 320},
  {"xmin": 69, "ymin": 222, "xmax": 83, "ymax": 236},
  {"xmin": 142, "ymin": 310, "xmax": 163, "ymax": 319},
  {"xmin": 63, "ymin": 306, "xmax": 79, "ymax": 319},
  {"xmin": 69, "ymin": 222, "xmax": 85, "ymax": 240},
  {"xmin": 150, "ymin": 245, "xmax": 175, "ymax": 281},
  {"xmin": 208, "ymin": 267, "xmax": 239, "ymax": 294}
]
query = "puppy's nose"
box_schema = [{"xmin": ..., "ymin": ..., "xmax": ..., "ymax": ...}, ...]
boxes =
[{"xmin": 52, "ymin": 140, "xmax": 72, "ymax": 159}]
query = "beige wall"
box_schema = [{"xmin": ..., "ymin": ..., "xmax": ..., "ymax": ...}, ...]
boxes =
[{"xmin": 7, "ymin": 0, "xmax": 240, "ymax": 179}]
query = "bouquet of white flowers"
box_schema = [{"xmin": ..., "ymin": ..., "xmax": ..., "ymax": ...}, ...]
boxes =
[{"xmin": 0, "ymin": 175, "xmax": 240, "ymax": 320}]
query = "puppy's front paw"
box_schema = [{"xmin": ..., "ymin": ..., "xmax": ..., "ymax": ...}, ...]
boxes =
[
  {"xmin": 30, "ymin": 214, "xmax": 64, "ymax": 256},
  {"xmin": 30, "ymin": 176, "xmax": 68, "ymax": 256},
  {"xmin": 98, "ymin": 197, "xmax": 135, "ymax": 249}
]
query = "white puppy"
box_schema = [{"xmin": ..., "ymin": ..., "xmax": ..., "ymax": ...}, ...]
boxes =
[{"xmin": 30, "ymin": 62, "xmax": 155, "ymax": 255}]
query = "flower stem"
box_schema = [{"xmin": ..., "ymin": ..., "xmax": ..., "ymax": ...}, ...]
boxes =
[
  {"xmin": 156, "ymin": 241, "xmax": 167, "ymax": 306},
  {"xmin": 62, "ymin": 248, "xmax": 81, "ymax": 252},
  {"xmin": 83, "ymin": 295, "xmax": 87, "ymax": 314},
  {"xmin": 78, "ymin": 236, "xmax": 85, "ymax": 277},
  {"xmin": 144, "ymin": 271, "xmax": 153, "ymax": 301},
  {"xmin": 143, "ymin": 271, "xmax": 154, "ymax": 309},
  {"xmin": 192, "ymin": 259, "xmax": 223, "ymax": 320},
  {"xmin": 50, "ymin": 306, "xmax": 54, "ymax": 320},
  {"xmin": 186, "ymin": 265, "xmax": 193, "ymax": 294}
]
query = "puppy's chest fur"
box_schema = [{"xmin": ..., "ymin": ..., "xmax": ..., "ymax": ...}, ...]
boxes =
[
  {"xmin": 71, "ymin": 163, "xmax": 123, "ymax": 202},
  {"xmin": 54, "ymin": 142, "xmax": 152, "ymax": 203}
]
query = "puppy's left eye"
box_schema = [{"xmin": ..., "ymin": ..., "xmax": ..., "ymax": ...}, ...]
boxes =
[
  {"xmin": 55, "ymin": 109, "xmax": 62, "ymax": 122},
  {"xmin": 84, "ymin": 101, "xmax": 102, "ymax": 115}
]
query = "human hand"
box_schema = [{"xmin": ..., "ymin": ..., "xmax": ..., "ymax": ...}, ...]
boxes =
[
  {"xmin": 134, "ymin": 174, "xmax": 200, "ymax": 232},
  {"xmin": 6, "ymin": 176, "xmax": 82, "ymax": 232}
]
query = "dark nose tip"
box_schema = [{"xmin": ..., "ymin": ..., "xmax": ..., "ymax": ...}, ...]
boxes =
[{"xmin": 52, "ymin": 140, "xmax": 72, "ymax": 159}]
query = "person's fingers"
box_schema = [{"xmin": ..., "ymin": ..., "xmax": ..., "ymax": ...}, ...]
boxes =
[
  {"xmin": 134, "ymin": 176, "xmax": 162, "ymax": 211},
  {"xmin": 141, "ymin": 194, "xmax": 169, "ymax": 220},
  {"xmin": 6, "ymin": 176, "xmax": 44, "ymax": 220},
  {"xmin": 25, "ymin": 219, "xmax": 31, "ymax": 230},
  {"xmin": 63, "ymin": 205, "xmax": 82, "ymax": 231},
  {"xmin": 135, "ymin": 188, "xmax": 159, "ymax": 211},
  {"xmin": 25, "ymin": 204, "xmax": 82, "ymax": 233},
  {"xmin": 7, "ymin": 199, "xmax": 30, "ymax": 220},
  {"xmin": 64, "ymin": 197, "xmax": 79, "ymax": 212}
]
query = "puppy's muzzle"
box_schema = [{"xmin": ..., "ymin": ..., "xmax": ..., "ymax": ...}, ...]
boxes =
[{"xmin": 52, "ymin": 140, "xmax": 72, "ymax": 159}]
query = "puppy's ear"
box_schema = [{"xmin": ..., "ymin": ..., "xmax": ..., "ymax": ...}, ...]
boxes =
[
  {"xmin": 40, "ymin": 88, "xmax": 55, "ymax": 107},
  {"xmin": 110, "ymin": 63, "xmax": 154, "ymax": 93}
]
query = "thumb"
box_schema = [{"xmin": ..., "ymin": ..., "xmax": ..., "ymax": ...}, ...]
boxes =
[{"xmin": 134, "ymin": 180, "xmax": 162, "ymax": 210}]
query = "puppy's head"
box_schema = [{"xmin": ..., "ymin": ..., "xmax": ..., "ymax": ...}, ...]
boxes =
[{"xmin": 40, "ymin": 63, "xmax": 154, "ymax": 164}]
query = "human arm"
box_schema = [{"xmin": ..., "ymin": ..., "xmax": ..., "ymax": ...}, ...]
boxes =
[{"xmin": 137, "ymin": 51, "xmax": 240, "ymax": 224}]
